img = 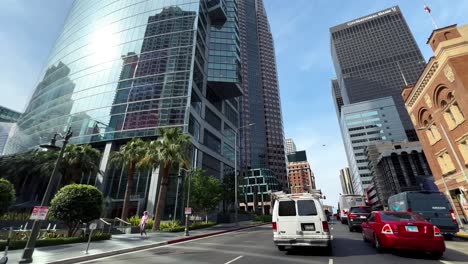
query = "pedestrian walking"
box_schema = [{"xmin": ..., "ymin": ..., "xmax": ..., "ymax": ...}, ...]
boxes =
[{"xmin": 140, "ymin": 211, "xmax": 149, "ymax": 238}]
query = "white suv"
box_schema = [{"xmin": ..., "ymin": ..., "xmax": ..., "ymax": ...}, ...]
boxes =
[{"xmin": 272, "ymin": 193, "xmax": 332, "ymax": 253}]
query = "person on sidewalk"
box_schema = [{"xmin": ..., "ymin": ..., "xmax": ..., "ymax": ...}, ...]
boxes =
[{"xmin": 140, "ymin": 211, "xmax": 149, "ymax": 238}]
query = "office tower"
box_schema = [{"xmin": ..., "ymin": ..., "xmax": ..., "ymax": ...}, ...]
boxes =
[
  {"xmin": 287, "ymin": 150, "xmax": 315, "ymax": 193},
  {"xmin": 402, "ymin": 24, "xmax": 468, "ymax": 222},
  {"xmin": 366, "ymin": 141, "xmax": 435, "ymax": 207},
  {"xmin": 339, "ymin": 167, "xmax": 354, "ymax": 194},
  {"xmin": 285, "ymin": 138, "xmax": 297, "ymax": 154},
  {"xmin": 238, "ymin": 0, "xmax": 288, "ymax": 187},
  {"xmin": 6, "ymin": 0, "xmax": 241, "ymax": 217},
  {"xmin": 330, "ymin": 6, "xmax": 426, "ymax": 141},
  {"xmin": 340, "ymin": 97, "xmax": 407, "ymax": 193},
  {"xmin": 0, "ymin": 106, "xmax": 21, "ymax": 154}
]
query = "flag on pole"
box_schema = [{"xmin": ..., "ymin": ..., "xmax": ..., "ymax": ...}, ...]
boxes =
[{"xmin": 424, "ymin": 4, "xmax": 431, "ymax": 13}]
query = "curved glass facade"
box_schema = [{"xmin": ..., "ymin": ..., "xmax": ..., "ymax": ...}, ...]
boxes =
[{"xmin": 6, "ymin": 0, "xmax": 205, "ymax": 153}]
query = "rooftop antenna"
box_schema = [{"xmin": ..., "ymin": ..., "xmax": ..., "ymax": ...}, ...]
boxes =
[
  {"xmin": 396, "ymin": 61, "xmax": 408, "ymax": 86},
  {"xmin": 422, "ymin": 0, "xmax": 438, "ymax": 29}
]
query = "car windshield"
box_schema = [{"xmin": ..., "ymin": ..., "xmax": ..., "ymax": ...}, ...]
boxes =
[
  {"xmin": 350, "ymin": 207, "xmax": 371, "ymax": 214},
  {"xmin": 278, "ymin": 200, "xmax": 296, "ymax": 216},
  {"xmin": 297, "ymin": 200, "xmax": 318, "ymax": 216},
  {"xmin": 380, "ymin": 212, "xmax": 426, "ymax": 222}
]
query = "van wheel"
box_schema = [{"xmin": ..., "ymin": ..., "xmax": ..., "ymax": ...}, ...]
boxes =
[
  {"xmin": 341, "ymin": 219, "xmax": 346, "ymax": 224},
  {"xmin": 326, "ymin": 243, "xmax": 333, "ymax": 255},
  {"xmin": 277, "ymin": 246, "xmax": 286, "ymax": 251},
  {"xmin": 348, "ymin": 225, "xmax": 353, "ymax": 232},
  {"xmin": 443, "ymin": 234, "xmax": 453, "ymax": 241}
]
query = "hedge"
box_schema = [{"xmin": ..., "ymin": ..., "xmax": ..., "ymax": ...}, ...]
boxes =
[{"xmin": 0, "ymin": 233, "xmax": 111, "ymax": 251}]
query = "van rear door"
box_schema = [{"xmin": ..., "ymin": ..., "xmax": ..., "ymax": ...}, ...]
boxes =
[
  {"xmin": 276, "ymin": 200, "xmax": 298, "ymax": 237},
  {"xmin": 408, "ymin": 192, "xmax": 458, "ymax": 233},
  {"xmin": 297, "ymin": 199, "xmax": 323, "ymax": 234}
]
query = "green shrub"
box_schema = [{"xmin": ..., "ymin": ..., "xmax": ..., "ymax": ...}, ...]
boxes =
[
  {"xmin": 158, "ymin": 221, "xmax": 217, "ymax": 232},
  {"xmin": 128, "ymin": 215, "xmax": 140, "ymax": 227},
  {"xmin": 159, "ymin": 221, "xmax": 182, "ymax": 231},
  {"xmin": 0, "ymin": 212, "xmax": 30, "ymax": 221},
  {"xmin": 0, "ymin": 178, "xmax": 15, "ymax": 215},
  {"xmin": 253, "ymin": 215, "xmax": 272, "ymax": 223},
  {"xmin": 0, "ymin": 232, "xmax": 111, "ymax": 251}
]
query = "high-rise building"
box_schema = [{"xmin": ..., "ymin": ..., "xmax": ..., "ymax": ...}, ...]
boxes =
[
  {"xmin": 287, "ymin": 150, "xmax": 315, "ymax": 193},
  {"xmin": 402, "ymin": 24, "xmax": 468, "ymax": 224},
  {"xmin": 0, "ymin": 106, "xmax": 21, "ymax": 155},
  {"xmin": 331, "ymin": 79, "xmax": 344, "ymax": 119},
  {"xmin": 365, "ymin": 141, "xmax": 435, "ymax": 208},
  {"xmin": 5, "ymin": 0, "xmax": 242, "ymax": 217},
  {"xmin": 285, "ymin": 138, "xmax": 296, "ymax": 154},
  {"xmin": 330, "ymin": 6, "xmax": 426, "ymax": 141},
  {"xmin": 340, "ymin": 97, "xmax": 408, "ymax": 193},
  {"xmin": 339, "ymin": 167, "xmax": 354, "ymax": 194},
  {"xmin": 238, "ymin": 0, "xmax": 288, "ymax": 188}
]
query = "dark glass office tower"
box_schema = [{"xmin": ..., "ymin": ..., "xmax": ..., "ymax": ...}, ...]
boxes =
[
  {"xmin": 330, "ymin": 6, "xmax": 426, "ymax": 141},
  {"xmin": 331, "ymin": 78, "xmax": 344, "ymax": 119},
  {"xmin": 6, "ymin": 0, "xmax": 242, "ymax": 217},
  {"xmin": 238, "ymin": 0, "xmax": 288, "ymax": 187}
]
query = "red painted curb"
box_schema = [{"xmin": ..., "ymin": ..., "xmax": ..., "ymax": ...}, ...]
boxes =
[{"xmin": 167, "ymin": 223, "xmax": 267, "ymax": 245}]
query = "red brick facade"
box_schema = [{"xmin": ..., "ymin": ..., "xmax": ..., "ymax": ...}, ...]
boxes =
[
  {"xmin": 402, "ymin": 25, "xmax": 468, "ymax": 223},
  {"xmin": 288, "ymin": 161, "xmax": 315, "ymax": 194}
]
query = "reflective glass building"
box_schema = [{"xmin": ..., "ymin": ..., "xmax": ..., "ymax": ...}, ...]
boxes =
[
  {"xmin": 330, "ymin": 6, "xmax": 426, "ymax": 141},
  {"xmin": 6, "ymin": 0, "xmax": 242, "ymax": 217}
]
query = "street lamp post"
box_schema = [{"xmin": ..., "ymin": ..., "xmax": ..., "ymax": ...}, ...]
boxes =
[
  {"xmin": 234, "ymin": 123, "xmax": 255, "ymax": 225},
  {"xmin": 20, "ymin": 128, "xmax": 73, "ymax": 263},
  {"xmin": 182, "ymin": 168, "xmax": 192, "ymax": 236},
  {"xmin": 173, "ymin": 173, "xmax": 182, "ymax": 222}
]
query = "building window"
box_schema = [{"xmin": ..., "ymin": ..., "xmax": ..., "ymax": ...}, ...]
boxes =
[
  {"xmin": 425, "ymin": 124, "xmax": 441, "ymax": 145},
  {"xmin": 457, "ymin": 137, "xmax": 468, "ymax": 165},
  {"xmin": 442, "ymin": 99, "xmax": 464, "ymax": 130},
  {"xmin": 436, "ymin": 151, "xmax": 456, "ymax": 175}
]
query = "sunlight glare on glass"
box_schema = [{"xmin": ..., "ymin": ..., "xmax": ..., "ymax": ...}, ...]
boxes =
[{"xmin": 89, "ymin": 26, "xmax": 118, "ymax": 65}]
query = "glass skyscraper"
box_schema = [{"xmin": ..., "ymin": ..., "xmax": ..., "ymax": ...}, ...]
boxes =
[
  {"xmin": 330, "ymin": 6, "xmax": 426, "ymax": 141},
  {"xmin": 238, "ymin": 0, "xmax": 287, "ymax": 188},
  {"xmin": 6, "ymin": 0, "xmax": 243, "ymax": 216}
]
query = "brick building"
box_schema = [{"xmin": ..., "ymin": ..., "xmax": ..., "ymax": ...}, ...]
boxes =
[
  {"xmin": 402, "ymin": 24, "xmax": 468, "ymax": 224},
  {"xmin": 287, "ymin": 151, "xmax": 316, "ymax": 193}
]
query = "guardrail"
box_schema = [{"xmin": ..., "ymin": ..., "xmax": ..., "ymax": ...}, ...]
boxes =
[{"xmin": 99, "ymin": 218, "xmax": 112, "ymax": 234}]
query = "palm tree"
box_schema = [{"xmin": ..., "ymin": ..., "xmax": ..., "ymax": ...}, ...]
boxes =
[
  {"xmin": 151, "ymin": 127, "xmax": 191, "ymax": 231},
  {"xmin": 62, "ymin": 144, "xmax": 101, "ymax": 184},
  {"xmin": 110, "ymin": 138, "xmax": 147, "ymax": 220}
]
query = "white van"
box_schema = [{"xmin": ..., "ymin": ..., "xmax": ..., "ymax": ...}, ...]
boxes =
[
  {"xmin": 338, "ymin": 194, "xmax": 365, "ymax": 224},
  {"xmin": 272, "ymin": 192, "xmax": 332, "ymax": 253}
]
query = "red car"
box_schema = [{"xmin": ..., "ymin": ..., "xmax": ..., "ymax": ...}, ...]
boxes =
[{"xmin": 361, "ymin": 211, "xmax": 445, "ymax": 259}]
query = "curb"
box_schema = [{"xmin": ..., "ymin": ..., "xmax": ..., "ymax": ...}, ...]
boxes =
[
  {"xmin": 455, "ymin": 232, "xmax": 468, "ymax": 239},
  {"xmin": 48, "ymin": 223, "xmax": 267, "ymax": 264}
]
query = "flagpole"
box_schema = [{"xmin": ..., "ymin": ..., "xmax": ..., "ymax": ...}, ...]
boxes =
[{"xmin": 422, "ymin": 0, "xmax": 438, "ymax": 29}]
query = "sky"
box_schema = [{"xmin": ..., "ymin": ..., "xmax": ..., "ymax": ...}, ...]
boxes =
[{"xmin": 1, "ymin": 0, "xmax": 468, "ymax": 208}]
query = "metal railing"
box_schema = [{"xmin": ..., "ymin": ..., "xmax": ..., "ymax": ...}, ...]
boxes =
[{"xmin": 98, "ymin": 218, "xmax": 112, "ymax": 234}]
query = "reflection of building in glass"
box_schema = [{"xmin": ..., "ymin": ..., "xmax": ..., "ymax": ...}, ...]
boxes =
[
  {"xmin": 285, "ymin": 138, "xmax": 296, "ymax": 155},
  {"xmin": 6, "ymin": 1, "xmax": 246, "ymax": 219},
  {"xmin": 340, "ymin": 97, "xmax": 407, "ymax": 194},
  {"xmin": 0, "ymin": 106, "xmax": 21, "ymax": 155},
  {"xmin": 238, "ymin": 0, "xmax": 287, "ymax": 189},
  {"xmin": 339, "ymin": 167, "xmax": 354, "ymax": 194},
  {"xmin": 240, "ymin": 168, "xmax": 280, "ymax": 214}
]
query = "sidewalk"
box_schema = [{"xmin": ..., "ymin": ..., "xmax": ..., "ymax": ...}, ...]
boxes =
[
  {"xmin": 456, "ymin": 226, "xmax": 468, "ymax": 239},
  {"xmin": 4, "ymin": 221, "xmax": 263, "ymax": 264}
]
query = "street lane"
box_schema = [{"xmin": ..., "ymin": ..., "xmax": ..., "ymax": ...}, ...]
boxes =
[{"xmin": 81, "ymin": 220, "xmax": 468, "ymax": 264}]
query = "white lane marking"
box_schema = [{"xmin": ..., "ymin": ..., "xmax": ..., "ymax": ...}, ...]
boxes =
[
  {"xmin": 329, "ymin": 259, "xmax": 333, "ymax": 264},
  {"xmin": 76, "ymin": 228, "xmax": 259, "ymax": 263},
  {"xmin": 224, "ymin": 255, "xmax": 243, "ymax": 264}
]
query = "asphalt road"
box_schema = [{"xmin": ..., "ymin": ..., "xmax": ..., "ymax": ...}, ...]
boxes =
[{"xmin": 81, "ymin": 220, "xmax": 468, "ymax": 264}]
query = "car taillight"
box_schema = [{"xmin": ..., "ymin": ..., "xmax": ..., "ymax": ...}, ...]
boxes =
[
  {"xmin": 348, "ymin": 214, "xmax": 356, "ymax": 219},
  {"xmin": 322, "ymin": 221, "xmax": 329, "ymax": 232},
  {"xmin": 272, "ymin": 222, "xmax": 277, "ymax": 232},
  {"xmin": 342, "ymin": 210, "xmax": 348, "ymax": 215},
  {"xmin": 407, "ymin": 208, "xmax": 412, "ymax": 213},
  {"xmin": 449, "ymin": 210, "xmax": 456, "ymax": 223},
  {"xmin": 381, "ymin": 224, "xmax": 393, "ymax": 234},
  {"xmin": 434, "ymin": 226, "xmax": 442, "ymax": 237}
]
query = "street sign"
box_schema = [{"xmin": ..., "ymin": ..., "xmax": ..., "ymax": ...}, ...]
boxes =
[
  {"xmin": 184, "ymin": 207, "xmax": 192, "ymax": 215},
  {"xmin": 89, "ymin": 223, "xmax": 97, "ymax": 230},
  {"xmin": 30, "ymin": 206, "xmax": 49, "ymax": 220}
]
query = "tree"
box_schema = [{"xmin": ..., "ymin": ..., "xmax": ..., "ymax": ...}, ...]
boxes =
[
  {"xmin": 0, "ymin": 178, "xmax": 15, "ymax": 215},
  {"xmin": 152, "ymin": 127, "xmax": 191, "ymax": 231},
  {"xmin": 49, "ymin": 184, "xmax": 103, "ymax": 237},
  {"xmin": 62, "ymin": 144, "xmax": 101, "ymax": 184},
  {"xmin": 189, "ymin": 169, "xmax": 222, "ymax": 223},
  {"xmin": 110, "ymin": 138, "xmax": 147, "ymax": 220}
]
